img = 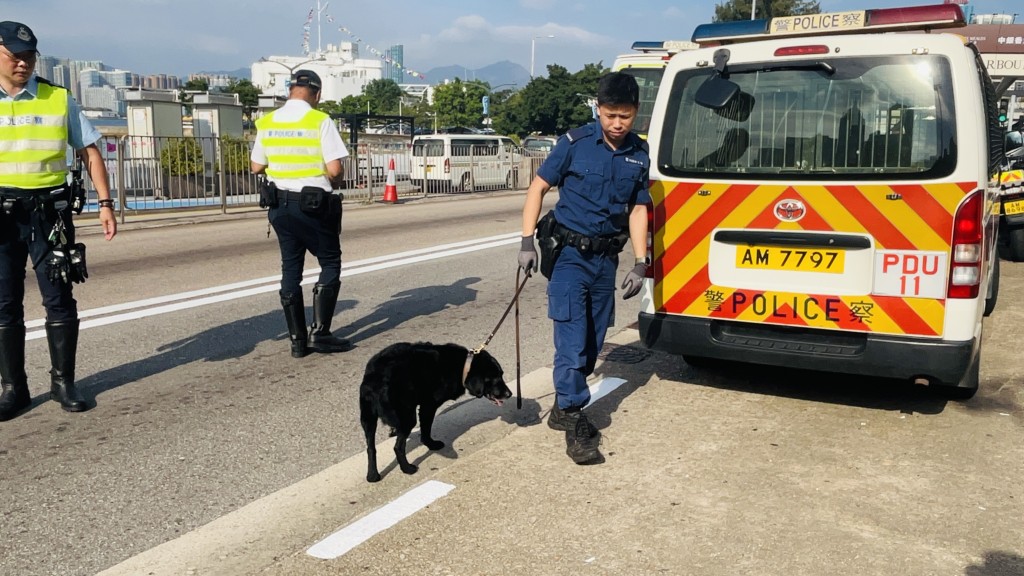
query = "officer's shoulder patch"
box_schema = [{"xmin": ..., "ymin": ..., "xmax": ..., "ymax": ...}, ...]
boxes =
[{"xmin": 565, "ymin": 125, "xmax": 591, "ymax": 144}]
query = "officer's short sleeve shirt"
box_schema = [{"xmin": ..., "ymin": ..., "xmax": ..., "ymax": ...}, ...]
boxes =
[{"xmin": 536, "ymin": 122, "xmax": 651, "ymax": 237}]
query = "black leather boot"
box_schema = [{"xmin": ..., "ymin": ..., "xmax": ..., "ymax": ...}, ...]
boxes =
[
  {"xmin": 280, "ymin": 291, "xmax": 308, "ymax": 358},
  {"xmin": 0, "ymin": 324, "xmax": 31, "ymax": 422},
  {"xmin": 308, "ymin": 282, "xmax": 352, "ymax": 353},
  {"xmin": 45, "ymin": 320, "xmax": 89, "ymax": 413}
]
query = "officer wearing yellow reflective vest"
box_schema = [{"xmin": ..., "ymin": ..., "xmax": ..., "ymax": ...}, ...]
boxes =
[
  {"xmin": 251, "ymin": 69, "xmax": 352, "ymax": 357},
  {"xmin": 0, "ymin": 21, "xmax": 118, "ymax": 422}
]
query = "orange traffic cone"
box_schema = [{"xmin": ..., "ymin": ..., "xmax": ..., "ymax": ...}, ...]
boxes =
[{"xmin": 382, "ymin": 158, "xmax": 398, "ymax": 203}]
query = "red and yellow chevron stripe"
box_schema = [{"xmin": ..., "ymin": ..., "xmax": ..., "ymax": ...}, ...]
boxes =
[
  {"xmin": 1001, "ymin": 169, "xmax": 1023, "ymax": 187},
  {"xmin": 650, "ymin": 180, "xmax": 976, "ymax": 337}
]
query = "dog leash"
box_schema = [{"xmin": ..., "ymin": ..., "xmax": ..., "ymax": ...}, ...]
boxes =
[{"xmin": 468, "ymin": 268, "xmax": 531, "ymax": 409}]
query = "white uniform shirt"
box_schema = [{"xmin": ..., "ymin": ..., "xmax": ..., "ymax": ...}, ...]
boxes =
[{"xmin": 251, "ymin": 99, "xmax": 349, "ymax": 192}]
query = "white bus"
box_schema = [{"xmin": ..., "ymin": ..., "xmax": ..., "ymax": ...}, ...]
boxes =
[{"xmin": 410, "ymin": 134, "xmax": 521, "ymax": 193}]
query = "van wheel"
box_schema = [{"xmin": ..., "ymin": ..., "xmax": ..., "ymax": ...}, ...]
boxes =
[
  {"xmin": 1007, "ymin": 227, "xmax": 1024, "ymax": 262},
  {"xmin": 458, "ymin": 173, "xmax": 472, "ymax": 193},
  {"xmin": 984, "ymin": 256, "xmax": 999, "ymax": 317},
  {"xmin": 934, "ymin": 350, "xmax": 980, "ymax": 400}
]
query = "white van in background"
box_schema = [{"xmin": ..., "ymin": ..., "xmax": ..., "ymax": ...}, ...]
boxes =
[{"xmin": 410, "ymin": 134, "xmax": 521, "ymax": 193}]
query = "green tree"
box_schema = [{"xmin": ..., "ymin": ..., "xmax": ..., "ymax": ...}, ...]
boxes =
[
  {"xmin": 713, "ymin": 0, "xmax": 820, "ymax": 21},
  {"xmin": 363, "ymin": 78, "xmax": 405, "ymax": 114},
  {"xmin": 494, "ymin": 62, "xmax": 608, "ymax": 137},
  {"xmin": 178, "ymin": 77, "xmax": 209, "ymax": 114},
  {"xmin": 433, "ymin": 78, "xmax": 488, "ymax": 129},
  {"xmin": 223, "ymin": 78, "xmax": 260, "ymax": 120}
]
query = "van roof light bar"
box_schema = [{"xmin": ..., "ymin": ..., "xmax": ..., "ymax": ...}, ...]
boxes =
[
  {"xmin": 631, "ymin": 40, "xmax": 700, "ymax": 53},
  {"xmin": 691, "ymin": 3, "xmax": 965, "ymax": 46}
]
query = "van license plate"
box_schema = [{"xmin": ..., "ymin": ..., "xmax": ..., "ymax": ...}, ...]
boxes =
[
  {"xmin": 1004, "ymin": 199, "xmax": 1024, "ymax": 215},
  {"xmin": 736, "ymin": 246, "xmax": 845, "ymax": 273}
]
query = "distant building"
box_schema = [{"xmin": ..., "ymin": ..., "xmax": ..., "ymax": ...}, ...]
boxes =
[
  {"xmin": 190, "ymin": 73, "xmax": 233, "ymax": 90},
  {"xmin": 385, "ymin": 45, "xmax": 404, "ymax": 84},
  {"xmin": 143, "ymin": 75, "xmax": 181, "ymax": 91},
  {"xmin": 251, "ymin": 42, "xmax": 383, "ymax": 102}
]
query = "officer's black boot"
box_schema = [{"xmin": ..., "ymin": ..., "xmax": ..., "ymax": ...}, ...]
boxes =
[
  {"xmin": 45, "ymin": 320, "xmax": 89, "ymax": 413},
  {"xmin": 307, "ymin": 282, "xmax": 352, "ymax": 353},
  {"xmin": 280, "ymin": 291, "xmax": 308, "ymax": 358},
  {"xmin": 0, "ymin": 324, "xmax": 31, "ymax": 422}
]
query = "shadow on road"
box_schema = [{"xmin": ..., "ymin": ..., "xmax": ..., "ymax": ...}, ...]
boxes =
[
  {"xmin": 68, "ymin": 300, "xmax": 357, "ymax": 402},
  {"xmin": 964, "ymin": 551, "xmax": 1024, "ymax": 576},
  {"xmin": 337, "ymin": 277, "xmax": 481, "ymax": 344}
]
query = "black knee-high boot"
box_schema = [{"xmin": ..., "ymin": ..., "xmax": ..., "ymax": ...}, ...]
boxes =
[
  {"xmin": 280, "ymin": 291, "xmax": 308, "ymax": 358},
  {"xmin": 45, "ymin": 320, "xmax": 88, "ymax": 412},
  {"xmin": 0, "ymin": 324, "xmax": 31, "ymax": 421},
  {"xmin": 307, "ymin": 282, "xmax": 352, "ymax": 353}
]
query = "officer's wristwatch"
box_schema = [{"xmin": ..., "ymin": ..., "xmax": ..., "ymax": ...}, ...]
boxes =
[{"xmin": 635, "ymin": 256, "xmax": 651, "ymax": 267}]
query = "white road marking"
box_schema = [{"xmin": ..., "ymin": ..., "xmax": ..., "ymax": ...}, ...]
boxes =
[
  {"xmin": 306, "ymin": 480, "xmax": 455, "ymax": 560},
  {"xmin": 25, "ymin": 232, "xmax": 520, "ymax": 340},
  {"xmin": 586, "ymin": 377, "xmax": 628, "ymax": 407}
]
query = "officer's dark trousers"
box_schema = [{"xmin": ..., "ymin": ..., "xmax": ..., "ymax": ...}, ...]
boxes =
[
  {"xmin": 547, "ymin": 246, "xmax": 616, "ymax": 411},
  {"xmin": 268, "ymin": 193, "xmax": 342, "ymax": 296},
  {"xmin": 0, "ymin": 202, "xmax": 77, "ymax": 325}
]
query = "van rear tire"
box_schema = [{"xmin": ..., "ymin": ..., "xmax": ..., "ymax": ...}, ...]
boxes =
[
  {"xmin": 934, "ymin": 350, "xmax": 980, "ymax": 400},
  {"xmin": 1007, "ymin": 226, "xmax": 1024, "ymax": 262}
]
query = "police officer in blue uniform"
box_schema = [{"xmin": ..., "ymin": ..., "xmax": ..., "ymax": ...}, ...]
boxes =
[
  {"xmin": 519, "ymin": 72, "xmax": 650, "ymax": 464},
  {"xmin": 0, "ymin": 21, "xmax": 118, "ymax": 422}
]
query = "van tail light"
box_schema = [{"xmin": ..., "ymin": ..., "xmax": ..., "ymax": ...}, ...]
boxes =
[
  {"xmin": 947, "ymin": 191, "xmax": 983, "ymax": 299},
  {"xmin": 444, "ymin": 158, "xmax": 450, "ymax": 174},
  {"xmin": 645, "ymin": 201, "xmax": 654, "ymax": 279}
]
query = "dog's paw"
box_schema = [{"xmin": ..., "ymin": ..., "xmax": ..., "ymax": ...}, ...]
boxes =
[
  {"xmin": 424, "ymin": 439, "xmax": 445, "ymax": 451},
  {"xmin": 366, "ymin": 471, "xmax": 382, "ymax": 483},
  {"xmin": 399, "ymin": 463, "xmax": 419, "ymax": 475}
]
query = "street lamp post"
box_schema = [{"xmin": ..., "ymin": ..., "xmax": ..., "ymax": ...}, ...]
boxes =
[{"xmin": 531, "ymin": 35, "xmax": 555, "ymax": 79}]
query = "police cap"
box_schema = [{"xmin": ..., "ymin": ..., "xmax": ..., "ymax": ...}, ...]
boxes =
[
  {"xmin": 0, "ymin": 21, "xmax": 38, "ymax": 54},
  {"xmin": 290, "ymin": 69, "xmax": 322, "ymax": 92}
]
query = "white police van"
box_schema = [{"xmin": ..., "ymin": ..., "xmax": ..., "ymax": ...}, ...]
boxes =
[
  {"xmin": 639, "ymin": 4, "xmax": 1007, "ymax": 398},
  {"xmin": 410, "ymin": 134, "xmax": 521, "ymax": 193}
]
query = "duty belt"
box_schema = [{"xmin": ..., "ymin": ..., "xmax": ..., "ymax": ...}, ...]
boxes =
[
  {"xmin": 0, "ymin": 184, "xmax": 68, "ymax": 199},
  {"xmin": 554, "ymin": 223, "xmax": 627, "ymax": 255}
]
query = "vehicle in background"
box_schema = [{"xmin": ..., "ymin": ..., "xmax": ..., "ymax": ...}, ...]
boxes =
[
  {"xmin": 410, "ymin": 134, "xmax": 521, "ymax": 193},
  {"xmin": 639, "ymin": 3, "xmax": 1005, "ymax": 399},
  {"xmin": 998, "ymin": 126, "xmax": 1024, "ymax": 259},
  {"xmin": 521, "ymin": 135, "xmax": 559, "ymax": 157},
  {"xmin": 612, "ymin": 40, "xmax": 698, "ymax": 138}
]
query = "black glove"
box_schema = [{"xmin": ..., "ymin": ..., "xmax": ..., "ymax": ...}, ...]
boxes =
[
  {"xmin": 67, "ymin": 243, "xmax": 88, "ymax": 284},
  {"xmin": 518, "ymin": 234, "xmax": 537, "ymax": 274},
  {"xmin": 620, "ymin": 262, "xmax": 647, "ymax": 300},
  {"xmin": 45, "ymin": 250, "xmax": 69, "ymax": 285}
]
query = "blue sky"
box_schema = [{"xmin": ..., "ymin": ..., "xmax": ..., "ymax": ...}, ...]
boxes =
[{"xmin": 1, "ymin": 0, "xmax": 1019, "ymax": 78}]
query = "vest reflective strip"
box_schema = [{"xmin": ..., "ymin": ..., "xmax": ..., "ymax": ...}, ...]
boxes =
[
  {"xmin": 0, "ymin": 139, "xmax": 66, "ymax": 153},
  {"xmin": 0, "ymin": 160, "xmax": 66, "ymax": 175},
  {"xmin": 0, "ymin": 83, "xmax": 69, "ymax": 188},
  {"xmin": 257, "ymin": 110, "xmax": 326, "ymax": 179}
]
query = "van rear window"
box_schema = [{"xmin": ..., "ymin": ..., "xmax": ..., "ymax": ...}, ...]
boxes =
[
  {"xmin": 619, "ymin": 67, "xmax": 664, "ymax": 136},
  {"xmin": 412, "ymin": 139, "xmax": 444, "ymax": 157},
  {"xmin": 658, "ymin": 55, "xmax": 957, "ymax": 180}
]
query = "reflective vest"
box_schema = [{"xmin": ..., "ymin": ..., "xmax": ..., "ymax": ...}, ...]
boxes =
[
  {"xmin": 0, "ymin": 82, "xmax": 70, "ymax": 189},
  {"xmin": 256, "ymin": 107, "xmax": 327, "ymax": 179}
]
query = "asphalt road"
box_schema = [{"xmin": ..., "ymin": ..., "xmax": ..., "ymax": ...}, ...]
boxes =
[{"xmin": 1, "ymin": 192, "xmax": 1022, "ymax": 576}]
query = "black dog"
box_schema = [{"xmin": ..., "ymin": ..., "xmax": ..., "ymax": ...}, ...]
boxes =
[{"xmin": 359, "ymin": 342, "xmax": 512, "ymax": 483}]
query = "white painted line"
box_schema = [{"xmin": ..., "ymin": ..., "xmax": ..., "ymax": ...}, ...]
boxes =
[
  {"xmin": 306, "ymin": 480, "xmax": 455, "ymax": 560},
  {"xmin": 585, "ymin": 377, "xmax": 628, "ymax": 407},
  {"xmin": 24, "ymin": 233, "xmax": 520, "ymax": 340}
]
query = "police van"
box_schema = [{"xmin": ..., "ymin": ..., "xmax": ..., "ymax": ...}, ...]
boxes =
[
  {"xmin": 638, "ymin": 4, "xmax": 1006, "ymax": 398},
  {"xmin": 612, "ymin": 40, "xmax": 698, "ymax": 138},
  {"xmin": 410, "ymin": 134, "xmax": 520, "ymax": 193}
]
